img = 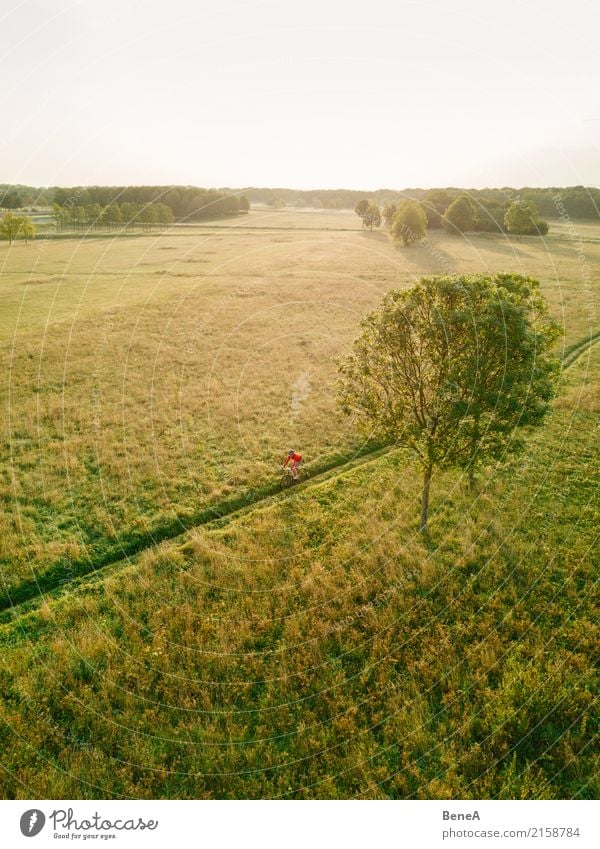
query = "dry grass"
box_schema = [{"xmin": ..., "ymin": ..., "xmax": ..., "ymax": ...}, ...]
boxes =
[
  {"xmin": 1, "ymin": 210, "xmax": 599, "ymax": 600},
  {"xmin": 0, "ymin": 344, "xmax": 597, "ymax": 798},
  {"xmin": 0, "ymin": 209, "xmax": 597, "ymax": 798}
]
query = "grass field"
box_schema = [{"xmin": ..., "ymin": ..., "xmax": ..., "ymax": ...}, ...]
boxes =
[{"xmin": 0, "ymin": 209, "xmax": 598, "ymax": 798}]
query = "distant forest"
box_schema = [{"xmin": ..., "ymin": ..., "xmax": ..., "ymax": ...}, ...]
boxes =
[
  {"xmin": 0, "ymin": 185, "xmax": 249, "ymax": 221},
  {"xmin": 246, "ymin": 186, "xmax": 600, "ymax": 220},
  {"xmin": 1, "ymin": 183, "xmax": 598, "ymax": 221}
]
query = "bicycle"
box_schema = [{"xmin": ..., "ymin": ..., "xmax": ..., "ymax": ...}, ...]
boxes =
[{"xmin": 280, "ymin": 465, "xmax": 307, "ymax": 489}]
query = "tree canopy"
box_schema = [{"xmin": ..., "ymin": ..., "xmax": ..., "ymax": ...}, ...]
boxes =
[
  {"xmin": 383, "ymin": 203, "xmax": 397, "ymax": 228},
  {"xmin": 362, "ymin": 203, "xmax": 381, "ymax": 230},
  {"xmin": 442, "ymin": 195, "xmax": 478, "ymax": 234},
  {"xmin": 337, "ymin": 274, "xmax": 561, "ymax": 533},
  {"xmin": 4, "ymin": 183, "xmax": 600, "ymax": 222},
  {"xmin": 50, "ymin": 186, "xmax": 248, "ymax": 222},
  {"xmin": 505, "ymin": 200, "xmax": 549, "ymax": 236},
  {"xmin": 51, "ymin": 201, "xmax": 175, "ymax": 231},
  {"xmin": 354, "ymin": 198, "xmax": 370, "ymax": 221},
  {"xmin": 392, "ymin": 201, "xmax": 427, "ymax": 245},
  {"xmin": 0, "ymin": 213, "xmax": 35, "ymax": 244},
  {"xmin": 1, "ymin": 190, "xmax": 23, "ymax": 210},
  {"xmin": 422, "ymin": 189, "xmax": 453, "ymax": 229}
]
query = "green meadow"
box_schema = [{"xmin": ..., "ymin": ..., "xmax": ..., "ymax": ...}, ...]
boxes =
[{"xmin": 0, "ymin": 209, "xmax": 598, "ymax": 798}]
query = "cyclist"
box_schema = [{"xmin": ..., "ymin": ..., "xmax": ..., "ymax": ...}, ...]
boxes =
[{"xmin": 283, "ymin": 449, "xmax": 302, "ymax": 481}]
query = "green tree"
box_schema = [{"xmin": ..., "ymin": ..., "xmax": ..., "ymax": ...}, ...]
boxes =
[
  {"xmin": 20, "ymin": 216, "xmax": 35, "ymax": 244},
  {"xmin": 238, "ymin": 195, "xmax": 250, "ymax": 213},
  {"xmin": 475, "ymin": 203, "xmax": 507, "ymax": 233},
  {"xmin": 51, "ymin": 203, "xmax": 66, "ymax": 231},
  {"xmin": 392, "ymin": 201, "xmax": 427, "ymax": 245},
  {"xmin": 73, "ymin": 206, "xmax": 86, "ymax": 231},
  {"xmin": 383, "ymin": 203, "xmax": 397, "ymax": 228},
  {"xmin": 154, "ymin": 203, "xmax": 174, "ymax": 229},
  {"xmin": 337, "ymin": 274, "xmax": 560, "ymax": 533},
  {"xmin": 362, "ymin": 204, "xmax": 381, "ymax": 231},
  {"xmin": 0, "ymin": 212, "xmax": 21, "ymax": 244},
  {"xmin": 138, "ymin": 203, "xmax": 158, "ymax": 230},
  {"xmin": 504, "ymin": 201, "xmax": 549, "ymax": 236},
  {"xmin": 104, "ymin": 204, "xmax": 123, "ymax": 230},
  {"xmin": 422, "ymin": 189, "xmax": 453, "ymax": 229},
  {"xmin": 442, "ymin": 195, "xmax": 477, "ymax": 234},
  {"xmin": 354, "ymin": 199, "xmax": 369, "ymax": 221},
  {"xmin": 120, "ymin": 202, "xmax": 140, "ymax": 230},
  {"xmin": 1, "ymin": 213, "xmax": 35, "ymax": 244},
  {"xmin": 86, "ymin": 204, "xmax": 103, "ymax": 230},
  {"xmin": 1, "ymin": 190, "xmax": 22, "ymax": 210}
]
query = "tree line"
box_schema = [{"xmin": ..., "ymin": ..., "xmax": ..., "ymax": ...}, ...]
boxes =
[
  {"xmin": 3, "ymin": 183, "xmax": 598, "ymax": 220},
  {"xmin": 240, "ymin": 185, "xmax": 600, "ymax": 220},
  {"xmin": 51, "ymin": 201, "xmax": 175, "ymax": 231},
  {"xmin": 48, "ymin": 186, "xmax": 249, "ymax": 221},
  {"xmin": 355, "ymin": 193, "xmax": 550, "ymax": 239},
  {"xmin": 0, "ymin": 185, "xmax": 250, "ymax": 221}
]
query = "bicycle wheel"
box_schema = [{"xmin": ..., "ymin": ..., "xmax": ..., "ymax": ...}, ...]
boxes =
[
  {"xmin": 280, "ymin": 472, "xmax": 293, "ymax": 489},
  {"xmin": 296, "ymin": 468, "xmax": 307, "ymax": 483}
]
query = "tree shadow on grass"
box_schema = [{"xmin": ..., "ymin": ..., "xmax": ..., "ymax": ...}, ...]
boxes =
[
  {"xmin": 358, "ymin": 229, "xmax": 389, "ymax": 242},
  {"xmin": 461, "ymin": 232, "xmax": 548, "ymax": 262},
  {"xmin": 392, "ymin": 238, "xmax": 459, "ymax": 275}
]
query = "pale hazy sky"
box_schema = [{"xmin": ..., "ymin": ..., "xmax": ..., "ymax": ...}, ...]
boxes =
[{"xmin": 1, "ymin": 0, "xmax": 598, "ymax": 189}]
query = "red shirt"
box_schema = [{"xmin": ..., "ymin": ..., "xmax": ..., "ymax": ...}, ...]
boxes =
[{"xmin": 284, "ymin": 452, "xmax": 302, "ymax": 466}]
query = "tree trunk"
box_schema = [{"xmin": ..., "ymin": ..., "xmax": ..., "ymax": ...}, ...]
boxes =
[
  {"xmin": 468, "ymin": 465, "xmax": 475, "ymax": 491},
  {"xmin": 420, "ymin": 463, "xmax": 433, "ymax": 534}
]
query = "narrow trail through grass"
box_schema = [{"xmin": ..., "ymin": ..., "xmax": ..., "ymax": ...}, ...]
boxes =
[
  {"xmin": 0, "ymin": 445, "xmax": 392, "ymax": 621},
  {"xmin": 561, "ymin": 327, "xmax": 600, "ymax": 368},
  {"xmin": 2, "ymin": 328, "xmax": 597, "ymax": 624}
]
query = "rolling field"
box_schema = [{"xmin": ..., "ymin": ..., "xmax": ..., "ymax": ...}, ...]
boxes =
[{"xmin": 0, "ymin": 209, "xmax": 598, "ymax": 798}]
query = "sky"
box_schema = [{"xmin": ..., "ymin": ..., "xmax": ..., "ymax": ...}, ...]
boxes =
[{"xmin": 1, "ymin": 0, "xmax": 599, "ymax": 189}]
